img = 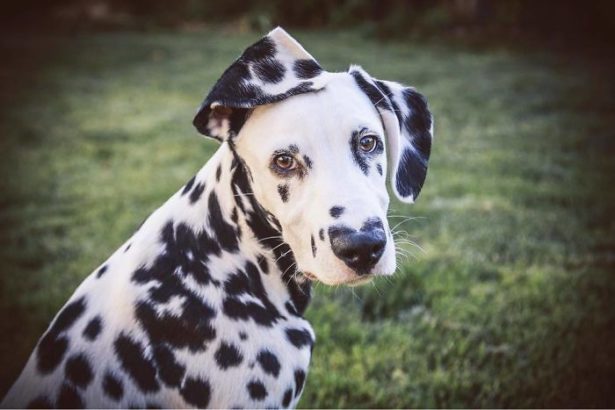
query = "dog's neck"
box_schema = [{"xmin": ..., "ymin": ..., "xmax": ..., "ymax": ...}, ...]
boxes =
[{"xmin": 185, "ymin": 142, "xmax": 312, "ymax": 316}]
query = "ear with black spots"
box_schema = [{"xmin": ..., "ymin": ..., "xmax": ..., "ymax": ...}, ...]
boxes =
[
  {"xmin": 348, "ymin": 66, "xmax": 433, "ymax": 203},
  {"xmin": 193, "ymin": 27, "xmax": 331, "ymax": 141}
]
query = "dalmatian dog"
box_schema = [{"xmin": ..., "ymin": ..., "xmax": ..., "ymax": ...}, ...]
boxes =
[{"xmin": 2, "ymin": 27, "xmax": 432, "ymax": 408}]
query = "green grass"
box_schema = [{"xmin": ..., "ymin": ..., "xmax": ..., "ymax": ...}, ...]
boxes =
[{"xmin": 1, "ymin": 29, "xmax": 614, "ymax": 408}]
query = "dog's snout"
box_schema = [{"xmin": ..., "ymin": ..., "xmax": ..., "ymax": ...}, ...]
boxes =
[{"xmin": 329, "ymin": 226, "xmax": 386, "ymax": 274}]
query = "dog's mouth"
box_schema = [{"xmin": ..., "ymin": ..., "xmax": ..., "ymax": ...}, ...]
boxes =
[{"xmin": 301, "ymin": 271, "xmax": 374, "ymax": 286}]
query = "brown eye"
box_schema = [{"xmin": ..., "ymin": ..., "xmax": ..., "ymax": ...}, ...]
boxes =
[
  {"xmin": 359, "ymin": 135, "xmax": 378, "ymax": 153},
  {"xmin": 274, "ymin": 154, "xmax": 296, "ymax": 170}
]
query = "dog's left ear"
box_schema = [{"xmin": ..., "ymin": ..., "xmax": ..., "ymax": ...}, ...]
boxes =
[
  {"xmin": 349, "ymin": 66, "xmax": 433, "ymax": 203},
  {"xmin": 193, "ymin": 27, "xmax": 330, "ymax": 141}
]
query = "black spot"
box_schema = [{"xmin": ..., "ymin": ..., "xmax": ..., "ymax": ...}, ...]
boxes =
[
  {"xmin": 153, "ymin": 344, "xmax": 186, "ymax": 387},
  {"xmin": 64, "ymin": 354, "xmax": 93, "ymax": 389},
  {"xmin": 302, "ymin": 155, "xmax": 313, "ymax": 169},
  {"xmin": 37, "ymin": 297, "xmax": 87, "ymax": 374},
  {"xmin": 103, "ymin": 372, "xmax": 124, "ymax": 401},
  {"xmin": 181, "ymin": 175, "xmax": 196, "ymax": 196},
  {"xmin": 285, "ymin": 328, "xmax": 313, "ymax": 349},
  {"xmin": 239, "ymin": 332, "xmax": 248, "ymax": 341},
  {"xmin": 285, "ymin": 301, "xmax": 299, "ymax": 317},
  {"xmin": 350, "ymin": 70, "xmax": 391, "ymax": 111},
  {"xmin": 282, "ymin": 388, "xmax": 293, "ymax": 407},
  {"xmin": 294, "ymin": 369, "xmax": 306, "ymax": 398},
  {"xmin": 222, "ymin": 261, "xmax": 283, "ymax": 327},
  {"xmin": 288, "ymin": 144, "xmax": 299, "ymax": 154},
  {"xmin": 208, "ymin": 191, "xmax": 240, "ymax": 252},
  {"xmin": 247, "ymin": 380, "xmax": 268, "ymax": 401},
  {"xmin": 277, "ymin": 184, "xmax": 289, "ymax": 203},
  {"xmin": 27, "ymin": 396, "xmax": 52, "ymax": 409},
  {"xmin": 242, "ymin": 37, "xmax": 276, "ymax": 62},
  {"xmin": 82, "ymin": 316, "xmax": 102, "ymax": 341},
  {"xmin": 215, "ymin": 341, "xmax": 243, "ymax": 369},
  {"xmin": 56, "ymin": 383, "xmax": 83, "ymax": 409},
  {"xmin": 376, "ymin": 163, "xmax": 383, "ymax": 176},
  {"xmin": 329, "ymin": 206, "xmax": 344, "ymax": 218},
  {"xmin": 135, "ymin": 297, "xmax": 216, "ymax": 352},
  {"xmin": 96, "ymin": 265, "xmax": 108, "ymax": 278},
  {"xmin": 216, "ymin": 165, "xmax": 222, "ymax": 181},
  {"xmin": 311, "ymin": 235, "xmax": 316, "ymax": 257},
  {"xmin": 114, "ymin": 333, "xmax": 159, "ymax": 393},
  {"xmin": 257, "ymin": 350, "xmax": 281, "ymax": 378},
  {"xmin": 293, "ymin": 59, "xmax": 322, "ymax": 79},
  {"xmin": 180, "ymin": 377, "xmax": 211, "ymax": 408},
  {"xmin": 257, "ymin": 254, "xmax": 269, "ymax": 274},
  {"xmin": 124, "ymin": 243, "xmax": 132, "ymax": 252},
  {"xmin": 189, "ymin": 183, "xmax": 206, "ymax": 204},
  {"xmin": 319, "ymin": 229, "xmax": 325, "ymax": 241},
  {"xmin": 253, "ymin": 58, "xmax": 286, "ymax": 83}
]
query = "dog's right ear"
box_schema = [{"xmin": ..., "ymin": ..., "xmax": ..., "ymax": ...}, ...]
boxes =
[{"xmin": 193, "ymin": 27, "xmax": 331, "ymax": 142}]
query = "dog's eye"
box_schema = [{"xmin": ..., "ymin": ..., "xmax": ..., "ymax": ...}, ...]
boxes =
[
  {"xmin": 359, "ymin": 135, "xmax": 378, "ymax": 153},
  {"xmin": 273, "ymin": 154, "xmax": 296, "ymax": 170}
]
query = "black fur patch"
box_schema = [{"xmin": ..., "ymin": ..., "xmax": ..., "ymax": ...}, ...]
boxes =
[
  {"xmin": 208, "ymin": 191, "xmax": 240, "ymax": 252},
  {"xmin": 114, "ymin": 333, "xmax": 160, "ymax": 393},
  {"xmin": 350, "ymin": 70, "xmax": 392, "ymax": 111},
  {"xmin": 376, "ymin": 163, "xmax": 383, "ymax": 176},
  {"xmin": 294, "ymin": 59, "xmax": 323, "ymax": 79},
  {"xmin": 277, "ymin": 184, "xmax": 289, "ymax": 203},
  {"xmin": 222, "ymin": 261, "xmax": 283, "ymax": 327},
  {"xmin": 294, "ymin": 369, "xmax": 306, "ymax": 398},
  {"xmin": 253, "ymin": 59, "xmax": 286, "ymax": 84},
  {"xmin": 180, "ymin": 377, "xmax": 211, "ymax": 408},
  {"xmin": 257, "ymin": 254, "xmax": 269, "ymax": 274},
  {"xmin": 152, "ymin": 345, "xmax": 186, "ymax": 387},
  {"xmin": 257, "ymin": 350, "xmax": 281, "ymax": 378},
  {"xmin": 56, "ymin": 383, "xmax": 83, "ymax": 409},
  {"xmin": 82, "ymin": 316, "xmax": 102, "ymax": 341},
  {"xmin": 282, "ymin": 388, "xmax": 293, "ymax": 407},
  {"xmin": 96, "ymin": 265, "xmax": 108, "ymax": 278},
  {"xmin": 319, "ymin": 229, "xmax": 325, "ymax": 241},
  {"xmin": 329, "ymin": 206, "xmax": 344, "ymax": 218},
  {"xmin": 181, "ymin": 175, "xmax": 196, "ymax": 196},
  {"xmin": 285, "ymin": 328, "xmax": 313, "ymax": 349},
  {"xmin": 302, "ymin": 155, "xmax": 313, "ymax": 169},
  {"xmin": 239, "ymin": 332, "xmax": 248, "ymax": 341},
  {"xmin": 103, "ymin": 372, "xmax": 124, "ymax": 401},
  {"xmin": 37, "ymin": 297, "xmax": 86, "ymax": 374},
  {"xmin": 247, "ymin": 380, "xmax": 268, "ymax": 401},
  {"xmin": 189, "ymin": 183, "xmax": 206, "ymax": 204},
  {"xmin": 64, "ymin": 354, "xmax": 93, "ymax": 389},
  {"xmin": 27, "ymin": 396, "xmax": 52, "ymax": 409},
  {"xmin": 135, "ymin": 297, "xmax": 216, "ymax": 352},
  {"xmin": 311, "ymin": 235, "xmax": 317, "ymax": 257},
  {"xmin": 215, "ymin": 341, "xmax": 244, "ymax": 369},
  {"xmin": 216, "ymin": 165, "xmax": 222, "ymax": 181}
]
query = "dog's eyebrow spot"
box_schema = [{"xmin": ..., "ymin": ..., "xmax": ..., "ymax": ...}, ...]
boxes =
[
  {"xmin": 277, "ymin": 184, "xmax": 289, "ymax": 203},
  {"xmin": 302, "ymin": 155, "xmax": 313, "ymax": 169},
  {"xmin": 329, "ymin": 206, "xmax": 345, "ymax": 219},
  {"xmin": 288, "ymin": 144, "xmax": 299, "ymax": 154}
]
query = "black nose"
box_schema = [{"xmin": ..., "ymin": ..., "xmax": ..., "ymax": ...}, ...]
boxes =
[{"xmin": 329, "ymin": 227, "xmax": 386, "ymax": 274}]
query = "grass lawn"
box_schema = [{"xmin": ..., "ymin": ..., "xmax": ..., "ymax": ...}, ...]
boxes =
[{"xmin": 1, "ymin": 28, "xmax": 614, "ymax": 408}]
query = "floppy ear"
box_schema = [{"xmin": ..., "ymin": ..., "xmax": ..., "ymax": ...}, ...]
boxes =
[
  {"xmin": 193, "ymin": 27, "xmax": 331, "ymax": 141},
  {"xmin": 348, "ymin": 66, "xmax": 433, "ymax": 203}
]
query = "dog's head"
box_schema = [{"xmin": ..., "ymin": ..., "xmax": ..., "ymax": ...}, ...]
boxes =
[{"xmin": 194, "ymin": 28, "xmax": 433, "ymax": 286}]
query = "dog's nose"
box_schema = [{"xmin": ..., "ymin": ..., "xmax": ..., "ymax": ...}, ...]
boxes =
[{"xmin": 329, "ymin": 228, "xmax": 386, "ymax": 274}]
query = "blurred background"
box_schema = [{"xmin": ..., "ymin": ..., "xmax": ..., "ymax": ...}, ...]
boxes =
[{"xmin": 1, "ymin": 0, "xmax": 614, "ymax": 407}]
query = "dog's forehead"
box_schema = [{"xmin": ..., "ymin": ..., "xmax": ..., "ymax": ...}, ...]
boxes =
[{"xmin": 239, "ymin": 73, "xmax": 383, "ymax": 150}]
